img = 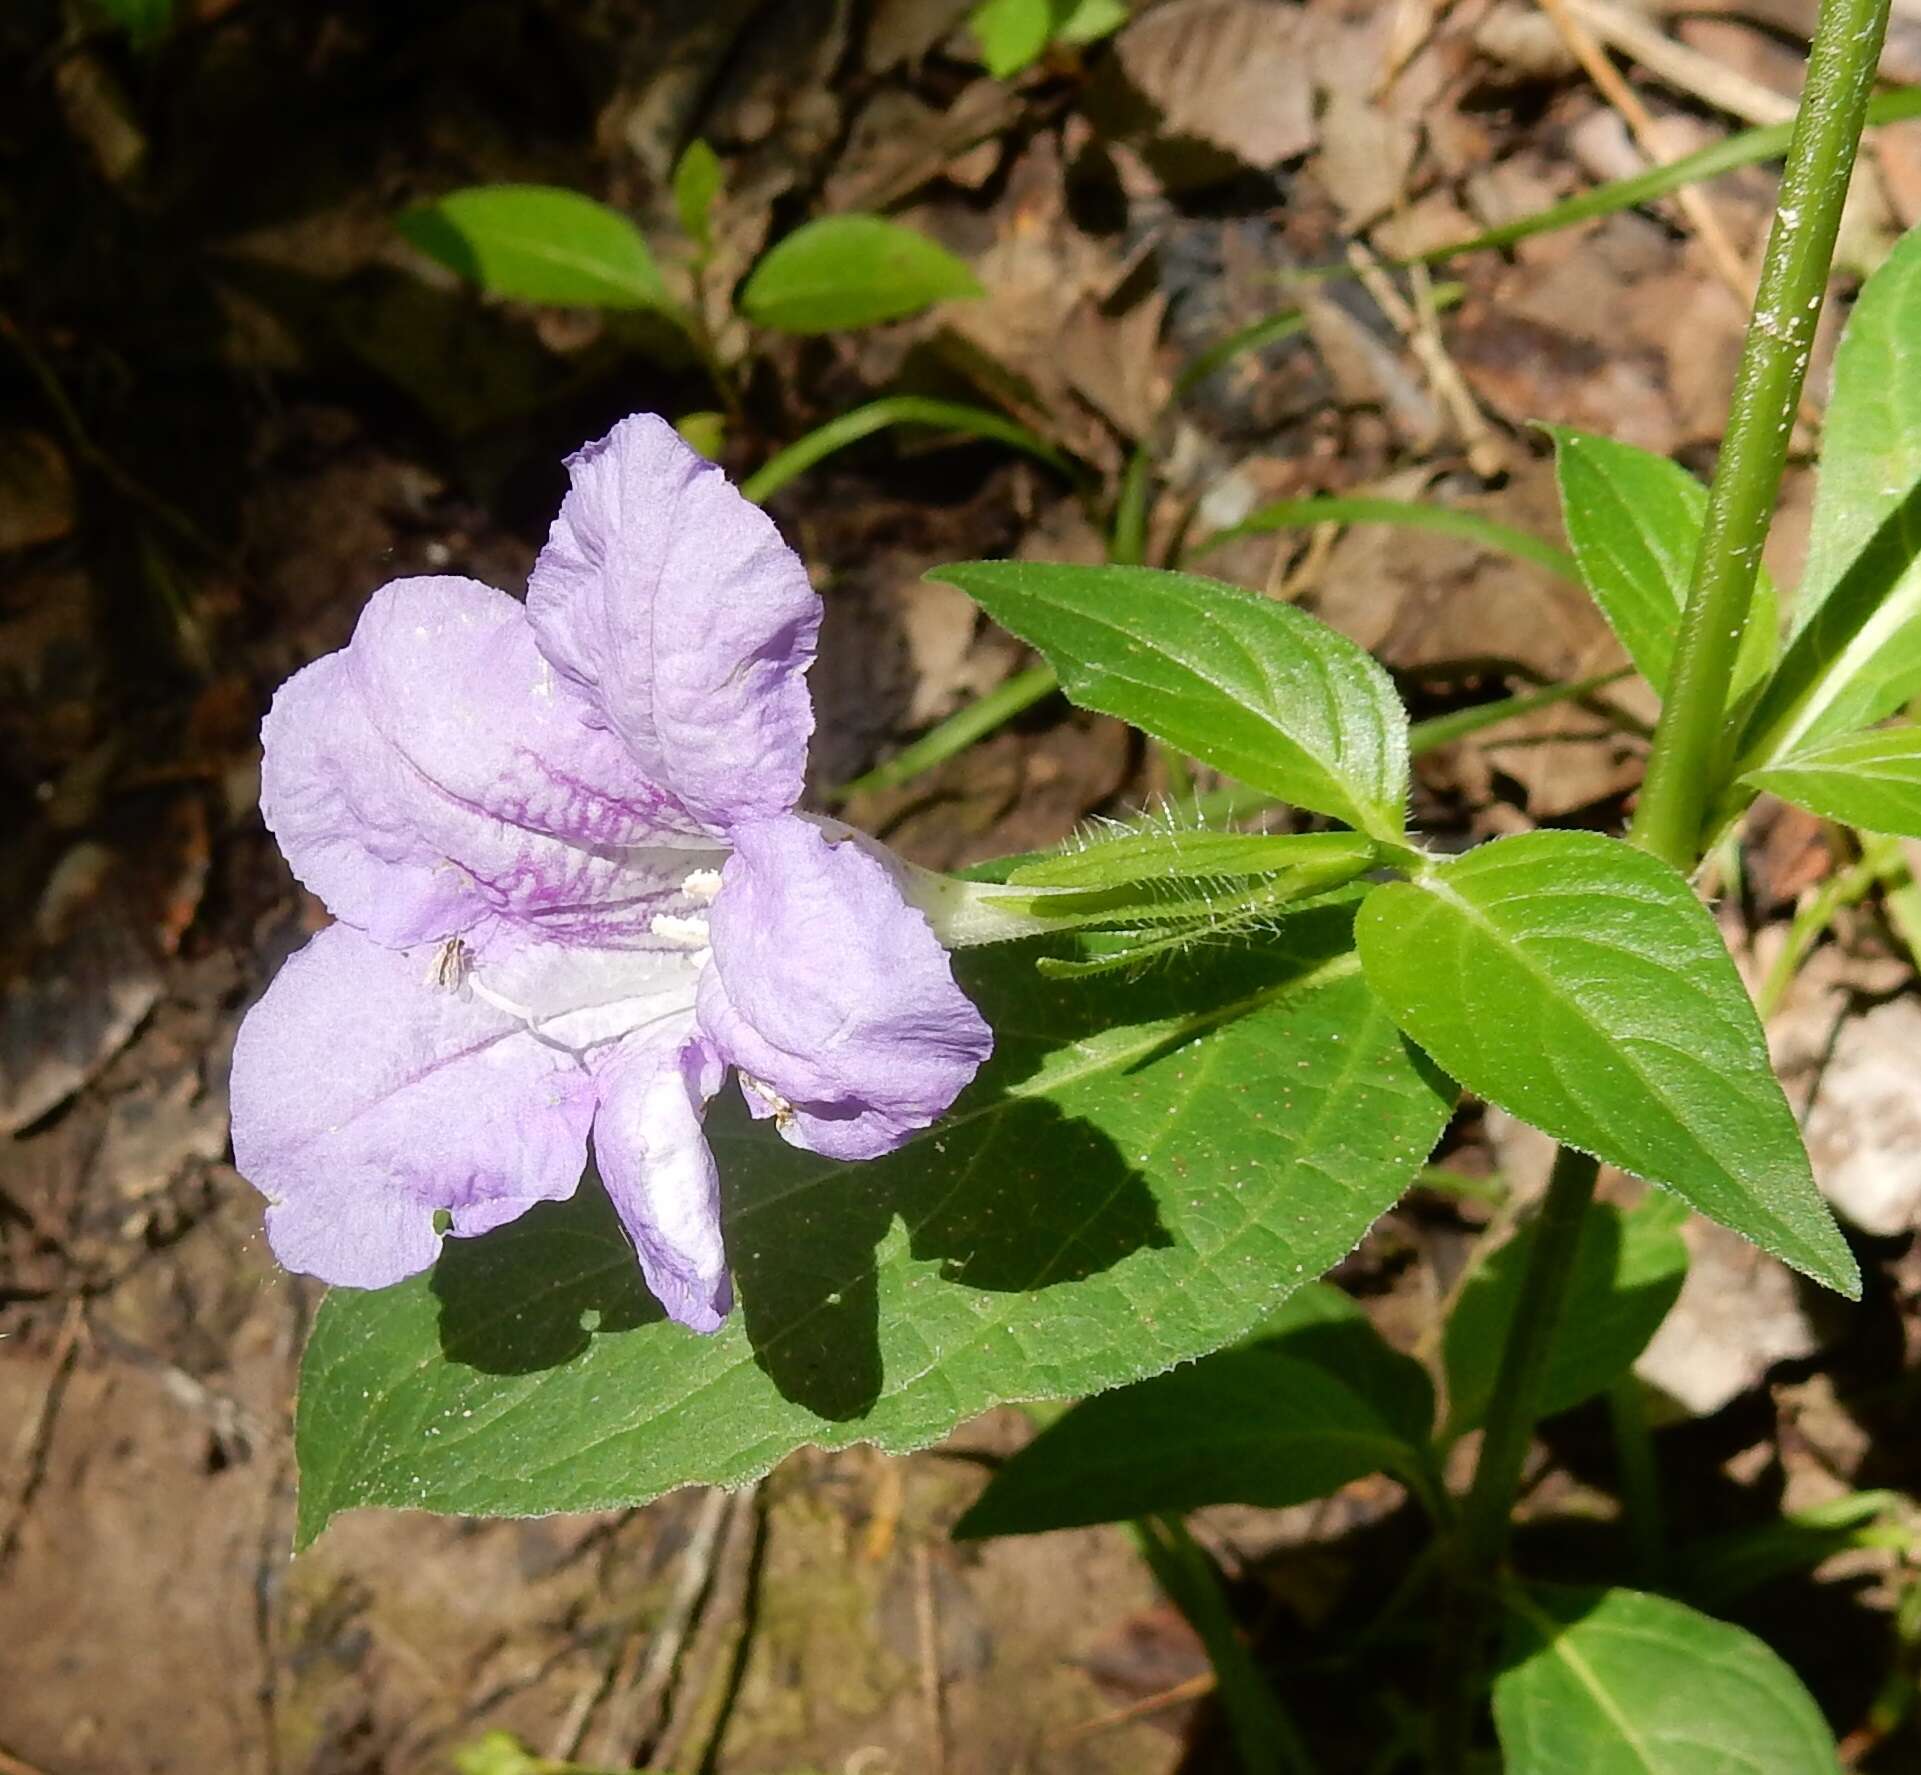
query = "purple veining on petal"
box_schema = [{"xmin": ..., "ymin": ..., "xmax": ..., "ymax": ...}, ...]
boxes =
[
  {"xmin": 237, "ymin": 412, "xmax": 996, "ymax": 1333},
  {"xmin": 697, "ymin": 816, "xmax": 992, "ymax": 1162},
  {"xmin": 262, "ymin": 575, "xmax": 717, "ymax": 949},
  {"xmin": 527, "ymin": 414, "xmax": 821, "ymax": 836}
]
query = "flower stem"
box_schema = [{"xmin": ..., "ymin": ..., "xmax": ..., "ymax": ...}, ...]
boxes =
[
  {"xmin": 1455, "ymin": 1145, "xmax": 1602, "ymax": 1573},
  {"xmin": 1434, "ymin": 2, "xmax": 1893, "ymax": 1763},
  {"xmin": 1630, "ymin": 0, "xmax": 1894, "ymax": 871}
]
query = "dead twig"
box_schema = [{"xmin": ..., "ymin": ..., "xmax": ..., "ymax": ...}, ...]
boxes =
[
  {"xmin": 0, "ymin": 1299, "xmax": 85, "ymax": 1569},
  {"xmin": 1047, "ymin": 1671, "xmax": 1218, "ymax": 1747},
  {"xmin": 1567, "ymin": 0, "xmax": 1797, "ymax": 127},
  {"xmin": 1345, "ymin": 243, "xmax": 1508, "ymax": 479},
  {"xmin": 914, "ymin": 1541, "xmax": 948, "ymax": 1775},
  {"xmin": 649, "ymin": 1479, "xmax": 766, "ymax": 1772},
  {"xmin": 564, "ymin": 1484, "xmax": 735, "ymax": 1768},
  {"xmin": 1532, "ymin": 0, "xmax": 1757, "ymax": 302}
]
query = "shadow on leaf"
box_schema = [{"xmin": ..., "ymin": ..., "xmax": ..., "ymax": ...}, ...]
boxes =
[
  {"xmin": 429, "ymin": 1170, "xmax": 664, "ymax": 1376},
  {"xmin": 725, "ymin": 1091, "xmax": 1171, "ymax": 1422}
]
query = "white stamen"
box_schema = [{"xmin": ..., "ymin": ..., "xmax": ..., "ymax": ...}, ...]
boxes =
[
  {"xmin": 682, "ymin": 867, "xmax": 723, "ymax": 903},
  {"xmin": 650, "ymin": 912, "xmax": 712, "ymax": 950}
]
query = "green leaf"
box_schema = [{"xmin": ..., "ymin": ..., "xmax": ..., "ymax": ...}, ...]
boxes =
[
  {"xmin": 1677, "ymin": 1491, "xmax": 1909, "ymax": 1609},
  {"xmin": 1494, "ymin": 1584, "xmax": 1838, "ymax": 1774},
  {"xmin": 932, "ymin": 562, "xmax": 1411, "ymax": 841},
  {"xmin": 1791, "ymin": 220, "xmax": 1921, "ymax": 643},
  {"xmin": 672, "ymin": 139, "xmax": 724, "ymax": 250},
  {"xmin": 970, "ymin": 0, "xmax": 1054, "ymax": 76},
  {"xmin": 1744, "ymin": 723, "xmax": 1921, "ymax": 838},
  {"xmin": 953, "ymin": 1283, "xmax": 1435, "ymax": 1537},
  {"xmin": 1549, "ymin": 428, "xmax": 1777, "ymax": 704},
  {"xmin": 395, "ymin": 185, "xmax": 669, "ymax": 310},
  {"xmin": 1355, "ymin": 832, "xmax": 1857, "ymax": 1296},
  {"xmin": 1055, "ymin": 0, "xmax": 1131, "ymax": 46},
  {"xmin": 739, "ymin": 215, "xmax": 982, "ymax": 334},
  {"xmin": 1743, "ymin": 220, "xmax": 1921, "ymax": 764},
  {"xmin": 294, "ymin": 908, "xmax": 1453, "ymax": 1544},
  {"xmin": 1443, "ymin": 1196, "xmax": 1688, "ymax": 1438}
]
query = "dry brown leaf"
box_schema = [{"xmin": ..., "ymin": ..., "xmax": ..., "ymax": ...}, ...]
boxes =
[
  {"xmin": 1057, "ymin": 289, "xmax": 1171, "ymax": 441},
  {"xmin": 1114, "ymin": 0, "xmax": 1318, "ymax": 170},
  {"xmin": 1315, "ymin": 82, "xmax": 1419, "ymax": 230}
]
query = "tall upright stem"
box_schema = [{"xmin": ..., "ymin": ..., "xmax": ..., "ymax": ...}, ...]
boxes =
[
  {"xmin": 1630, "ymin": 0, "xmax": 1894, "ymax": 869},
  {"xmin": 1436, "ymin": 2, "xmax": 1894, "ymax": 1764}
]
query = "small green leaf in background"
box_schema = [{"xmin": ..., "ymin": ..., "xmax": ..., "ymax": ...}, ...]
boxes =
[
  {"xmin": 970, "ymin": 0, "xmax": 1129, "ymax": 77},
  {"xmin": 1550, "ymin": 427, "xmax": 1777, "ymax": 705},
  {"xmin": 294, "ymin": 908, "xmax": 1453, "ymax": 1543},
  {"xmin": 94, "ymin": 0, "xmax": 173, "ymax": 48},
  {"xmin": 1493, "ymin": 1584, "xmax": 1839, "ymax": 1774},
  {"xmin": 1744, "ymin": 218, "xmax": 1921, "ymax": 763},
  {"xmin": 1055, "ymin": 0, "xmax": 1131, "ymax": 45},
  {"xmin": 970, "ymin": 0, "xmax": 1055, "ymax": 75},
  {"xmin": 1443, "ymin": 1195, "xmax": 1688, "ymax": 1438},
  {"xmin": 674, "ymin": 409, "xmax": 727, "ymax": 461},
  {"xmin": 933, "ymin": 562, "xmax": 1411, "ymax": 841},
  {"xmin": 953, "ymin": 1283, "xmax": 1436, "ymax": 1537},
  {"xmin": 1677, "ymin": 1490, "xmax": 1909, "ymax": 1610},
  {"xmin": 395, "ymin": 185, "xmax": 669, "ymax": 310},
  {"xmin": 1355, "ymin": 830, "xmax": 1858, "ymax": 1296},
  {"xmin": 739, "ymin": 214, "xmax": 982, "ymax": 334},
  {"xmin": 1745, "ymin": 723, "xmax": 1921, "ymax": 839},
  {"xmin": 672, "ymin": 138, "xmax": 723, "ymax": 250}
]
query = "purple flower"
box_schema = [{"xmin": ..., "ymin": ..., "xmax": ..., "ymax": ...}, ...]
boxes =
[{"xmin": 230, "ymin": 415, "xmax": 992, "ymax": 1332}]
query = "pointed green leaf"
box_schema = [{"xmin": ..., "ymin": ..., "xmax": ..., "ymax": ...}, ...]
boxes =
[
  {"xmin": 672, "ymin": 139, "xmax": 724, "ymax": 250},
  {"xmin": 1494, "ymin": 1585, "xmax": 1837, "ymax": 1774},
  {"xmin": 294, "ymin": 909, "xmax": 1452, "ymax": 1545},
  {"xmin": 932, "ymin": 562, "xmax": 1411, "ymax": 840},
  {"xmin": 395, "ymin": 185, "xmax": 669, "ymax": 310},
  {"xmin": 739, "ymin": 215, "xmax": 982, "ymax": 334},
  {"xmin": 1792, "ymin": 220, "xmax": 1921, "ymax": 644},
  {"xmin": 1443, "ymin": 1196, "xmax": 1687, "ymax": 1438},
  {"xmin": 969, "ymin": 0, "xmax": 1054, "ymax": 76},
  {"xmin": 1745, "ymin": 722, "xmax": 1921, "ymax": 838},
  {"xmin": 952, "ymin": 1284, "xmax": 1435, "ymax": 1538},
  {"xmin": 1549, "ymin": 428, "xmax": 1776, "ymax": 704},
  {"xmin": 1355, "ymin": 832, "xmax": 1857, "ymax": 1295},
  {"xmin": 1744, "ymin": 220, "xmax": 1921, "ymax": 764}
]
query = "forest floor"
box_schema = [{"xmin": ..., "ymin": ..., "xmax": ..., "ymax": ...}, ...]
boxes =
[{"xmin": 7, "ymin": 1, "xmax": 1921, "ymax": 1770}]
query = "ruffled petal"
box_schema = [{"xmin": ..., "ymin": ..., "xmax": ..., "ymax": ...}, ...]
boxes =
[
  {"xmin": 230, "ymin": 924, "xmax": 597, "ymax": 1288},
  {"xmin": 261, "ymin": 575, "xmax": 725, "ymax": 948},
  {"xmin": 526, "ymin": 415, "xmax": 820, "ymax": 834},
  {"xmin": 592, "ymin": 1031, "xmax": 731, "ymax": 1332},
  {"xmin": 696, "ymin": 817, "xmax": 991, "ymax": 1161}
]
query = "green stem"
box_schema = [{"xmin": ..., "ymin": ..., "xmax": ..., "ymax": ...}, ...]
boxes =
[
  {"xmin": 1756, "ymin": 844, "xmax": 1879, "ymax": 1019},
  {"xmin": 740, "ymin": 397, "xmax": 1076, "ymax": 505},
  {"xmin": 1607, "ymin": 1374, "xmax": 1667, "ymax": 1584},
  {"xmin": 1630, "ymin": 0, "xmax": 1894, "ymax": 871},
  {"xmin": 1456, "ymin": 1146, "xmax": 1603, "ymax": 1573},
  {"xmin": 1435, "ymin": 5, "xmax": 1894, "ymax": 1763}
]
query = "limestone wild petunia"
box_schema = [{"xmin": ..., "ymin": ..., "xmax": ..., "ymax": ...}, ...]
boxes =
[{"xmin": 229, "ymin": 414, "xmax": 992, "ymax": 1332}]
